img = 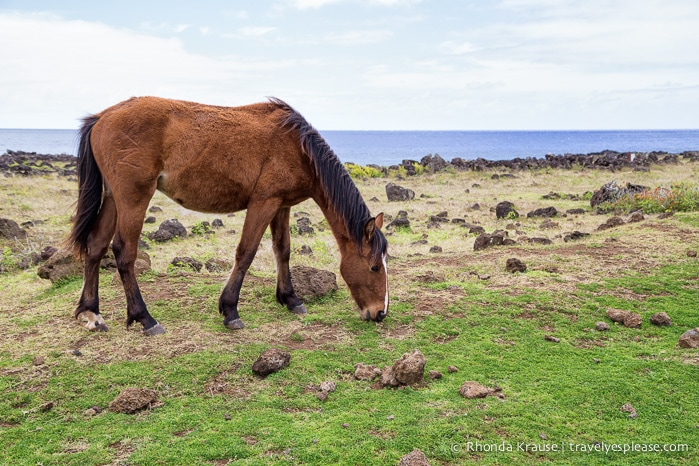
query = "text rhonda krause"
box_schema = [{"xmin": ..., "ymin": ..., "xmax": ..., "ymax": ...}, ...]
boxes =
[{"xmin": 455, "ymin": 441, "xmax": 690, "ymax": 454}]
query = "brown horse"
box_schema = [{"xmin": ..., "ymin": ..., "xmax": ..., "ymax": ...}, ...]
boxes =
[{"xmin": 67, "ymin": 97, "xmax": 389, "ymax": 335}]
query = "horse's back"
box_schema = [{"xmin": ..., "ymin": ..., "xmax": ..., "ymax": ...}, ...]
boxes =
[{"xmin": 90, "ymin": 97, "xmax": 314, "ymax": 213}]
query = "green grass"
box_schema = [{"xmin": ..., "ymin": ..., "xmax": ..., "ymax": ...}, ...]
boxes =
[{"xmin": 1, "ymin": 261, "xmax": 698, "ymax": 465}]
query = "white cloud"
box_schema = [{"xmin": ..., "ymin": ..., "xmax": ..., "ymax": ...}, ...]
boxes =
[
  {"xmin": 238, "ymin": 26, "xmax": 278, "ymax": 37},
  {"xmin": 0, "ymin": 12, "xmax": 289, "ymax": 127},
  {"xmin": 324, "ymin": 29, "xmax": 392, "ymax": 45}
]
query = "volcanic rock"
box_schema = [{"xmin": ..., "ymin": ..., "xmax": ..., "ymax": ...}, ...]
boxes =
[
  {"xmin": 354, "ymin": 363, "xmax": 382, "ymax": 381},
  {"xmin": 148, "ymin": 219, "xmax": 187, "ymax": 242},
  {"xmin": 398, "ymin": 449, "xmax": 430, "ymax": 466},
  {"xmin": 527, "ymin": 207, "xmax": 558, "ymax": 218},
  {"xmin": 171, "ymin": 256, "xmax": 202, "ymax": 272},
  {"xmin": 458, "ymin": 381, "xmax": 503, "ymax": 399},
  {"xmin": 108, "ymin": 388, "xmax": 159, "ymax": 414},
  {"xmin": 495, "ymin": 201, "xmax": 518, "ymax": 219},
  {"xmin": 678, "ymin": 328, "xmax": 699, "ymax": 348},
  {"xmin": 0, "ymin": 218, "xmax": 27, "ymax": 240},
  {"xmin": 649, "ymin": 312, "xmax": 671, "ymax": 326},
  {"xmin": 391, "ymin": 349, "xmax": 426, "ymax": 385},
  {"xmin": 385, "ymin": 183, "xmax": 415, "ymax": 202},
  {"xmin": 597, "ymin": 217, "xmax": 626, "ymax": 231},
  {"xmin": 505, "ymin": 258, "xmax": 527, "ymax": 273},
  {"xmin": 251, "ymin": 348, "xmax": 291, "ymax": 377},
  {"xmin": 290, "ymin": 265, "xmax": 338, "ymax": 300}
]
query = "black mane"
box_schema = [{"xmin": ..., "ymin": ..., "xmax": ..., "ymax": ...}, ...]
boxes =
[{"xmin": 271, "ymin": 97, "xmax": 387, "ymax": 262}]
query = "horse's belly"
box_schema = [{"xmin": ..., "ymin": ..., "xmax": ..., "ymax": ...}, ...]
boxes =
[{"xmin": 157, "ymin": 172, "xmax": 247, "ymax": 213}]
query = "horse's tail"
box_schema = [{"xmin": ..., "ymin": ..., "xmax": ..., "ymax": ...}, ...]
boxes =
[{"xmin": 67, "ymin": 115, "xmax": 103, "ymax": 257}]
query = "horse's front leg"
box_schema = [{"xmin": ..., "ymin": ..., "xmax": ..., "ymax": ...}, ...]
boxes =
[
  {"xmin": 270, "ymin": 207, "xmax": 306, "ymax": 315},
  {"xmin": 219, "ymin": 201, "xmax": 281, "ymax": 330}
]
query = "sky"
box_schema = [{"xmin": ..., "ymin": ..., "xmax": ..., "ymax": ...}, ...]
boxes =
[{"xmin": 0, "ymin": 0, "xmax": 698, "ymax": 130}]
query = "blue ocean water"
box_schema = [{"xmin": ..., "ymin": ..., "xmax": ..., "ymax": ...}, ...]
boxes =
[{"xmin": 1, "ymin": 128, "xmax": 698, "ymax": 166}]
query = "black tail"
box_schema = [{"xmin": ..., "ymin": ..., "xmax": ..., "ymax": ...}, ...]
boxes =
[{"xmin": 68, "ymin": 115, "xmax": 103, "ymax": 257}]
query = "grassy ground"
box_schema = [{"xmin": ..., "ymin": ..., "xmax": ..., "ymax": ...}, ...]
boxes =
[{"xmin": 1, "ymin": 162, "xmax": 698, "ymax": 465}]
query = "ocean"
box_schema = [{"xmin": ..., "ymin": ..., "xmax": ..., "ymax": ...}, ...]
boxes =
[{"xmin": 1, "ymin": 128, "xmax": 698, "ymax": 166}]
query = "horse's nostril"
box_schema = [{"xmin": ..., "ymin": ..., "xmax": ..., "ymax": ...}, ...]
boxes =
[{"xmin": 376, "ymin": 310, "xmax": 387, "ymax": 322}]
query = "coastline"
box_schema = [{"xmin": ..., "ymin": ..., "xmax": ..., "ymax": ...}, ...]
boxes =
[{"xmin": 2, "ymin": 148, "xmax": 698, "ymax": 178}]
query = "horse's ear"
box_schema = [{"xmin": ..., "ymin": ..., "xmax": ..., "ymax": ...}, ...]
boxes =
[
  {"xmin": 375, "ymin": 212, "xmax": 384, "ymax": 230},
  {"xmin": 364, "ymin": 217, "xmax": 377, "ymax": 241}
]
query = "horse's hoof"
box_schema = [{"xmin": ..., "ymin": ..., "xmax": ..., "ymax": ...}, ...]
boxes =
[
  {"xmin": 290, "ymin": 304, "xmax": 307, "ymax": 315},
  {"xmin": 224, "ymin": 318, "xmax": 245, "ymax": 330},
  {"xmin": 143, "ymin": 323, "xmax": 166, "ymax": 336}
]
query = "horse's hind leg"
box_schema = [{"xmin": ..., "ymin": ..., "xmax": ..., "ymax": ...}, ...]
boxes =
[
  {"xmin": 112, "ymin": 196, "xmax": 164, "ymax": 335},
  {"xmin": 270, "ymin": 207, "xmax": 305, "ymax": 315},
  {"xmin": 75, "ymin": 193, "xmax": 117, "ymax": 331}
]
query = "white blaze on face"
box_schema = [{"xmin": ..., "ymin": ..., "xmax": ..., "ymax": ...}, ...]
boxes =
[{"xmin": 382, "ymin": 253, "xmax": 389, "ymax": 312}]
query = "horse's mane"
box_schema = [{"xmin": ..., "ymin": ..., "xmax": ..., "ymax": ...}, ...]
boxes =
[{"xmin": 271, "ymin": 97, "xmax": 387, "ymax": 262}]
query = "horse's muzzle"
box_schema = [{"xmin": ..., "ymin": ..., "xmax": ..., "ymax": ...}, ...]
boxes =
[{"xmin": 362, "ymin": 309, "xmax": 387, "ymax": 322}]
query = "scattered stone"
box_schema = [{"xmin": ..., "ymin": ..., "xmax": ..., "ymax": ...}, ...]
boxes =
[
  {"xmin": 458, "ymin": 381, "xmax": 503, "ymax": 399},
  {"xmin": 319, "ymin": 381, "xmax": 336, "ymax": 393},
  {"xmin": 391, "ymin": 349, "xmax": 426, "ymax": 386},
  {"xmin": 622, "ymin": 312, "xmax": 642, "ymax": 329},
  {"xmin": 32, "ymin": 356, "xmax": 45, "ymax": 366},
  {"xmin": 398, "ymin": 448, "xmax": 430, "ymax": 466},
  {"xmin": 144, "ymin": 216, "xmax": 156, "ymax": 224},
  {"xmin": 40, "ymin": 246, "xmax": 58, "ymax": 261},
  {"xmin": 505, "ymin": 258, "xmax": 527, "ymax": 273},
  {"xmin": 527, "ymin": 207, "xmax": 558, "ymax": 218},
  {"xmin": 658, "ymin": 212, "xmax": 674, "ymax": 219},
  {"xmin": 447, "ymin": 365, "xmax": 458, "ymax": 373},
  {"xmin": 296, "ymin": 245, "xmax": 313, "ymax": 256},
  {"xmin": 290, "ymin": 266, "xmax": 338, "ymax": 301},
  {"xmin": 0, "ymin": 218, "xmax": 27, "ymax": 240},
  {"xmin": 386, "ymin": 414, "xmax": 395, "ymax": 420},
  {"xmin": 108, "ymin": 388, "xmax": 159, "ymax": 414},
  {"xmin": 251, "ymin": 348, "xmax": 291, "ymax": 377},
  {"xmin": 620, "ymin": 403, "xmax": 637, "ymax": 418},
  {"xmin": 566, "ymin": 208, "xmax": 586, "ymax": 215},
  {"xmin": 627, "ymin": 211, "xmax": 645, "ymax": 223},
  {"xmin": 296, "ymin": 217, "xmax": 315, "ymax": 235},
  {"xmin": 474, "ymin": 231, "xmax": 507, "ymax": 251},
  {"xmin": 468, "ymin": 225, "xmax": 486, "ymax": 235},
  {"xmin": 316, "ymin": 391, "xmax": 328, "ymax": 402},
  {"xmin": 148, "ymin": 206, "xmax": 163, "ymax": 213},
  {"xmin": 429, "ymin": 246, "xmax": 442, "ymax": 253},
  {"xmin": 204, "ymin": 258, "xmax": 232, "ymax": 273},
  {"xmin": 39, "ymin": 401, "xmax": 54, "ymax": 412},
  {"xmin": 495, "ymin": 201, "xmax": 519, "ymax": 219},
  {"xmin": 564, "ymin": 231, "xmax": 590, "ymax": 242},
  {"xmin": 171, "ymin": 256, "xmax": 202, "ymax": 272},
  {"xmin": 649, "ymin": 312, "xmax": 671, "ymax": 327},
  {"xmin": 354, "ymin": 363, "xmax": 382, "ymax": 381},
  {"xmin": 212, "ymin": 218, "xmax": 224, "ymax": 228},
  {"xmin": 544, "ymin": 335, "xmax": 560, "ymax": 343},
  {"xmin": 678, "ymin": 328, "xmax": 699, "ymax": 348},
  {"xmin": 540, "ymin": 220, "xmax": 559, "ymax": 229},
  {"xmin": 84, "ymin": 408, "xmax": 98, "ymax": 417},
  {"xmin": 385, "ymin": 183, "xmax": 415, "ymax": 201},
  {"xmin": 37, "ymin": 249, "xmax": 83, "ymax": 282},
  {"xmin": 687, "ymin": 250, "xmax": 697, "ymax": 258},
  {"xmin": 148, "ymin": 219, "xmax": 187, "ymax": 242},
  {"xmin": 597, "ymin": 217, "xmax": 626, "ymax": 231},
  {"xmin": 428, "ymin": 370, "xmax": 442, "ymax": 380},
  {"xmin": 224, "ymin": 413, "xmax": 231, "ymax": 421},
  {"xmin": 595, "ymin": 322, "xmax": 610, "ymax": 331},
  {"xmin": 71, "ymin": 349, "xmax": 82, "ymax": 357},
  {"xmin": 606, "ymin": 309, "xmax": 628, "ymax": 323},
  {"xmin": 590, "ymin": 181, "xmax": 649, "ymax": 208},
  {"xmin": 342, "ymin": 423, "xmax": 350, "ymax": 429},
  {"xmin": 415, "ymin": 271, "xmax": 444, "ymax": 283},
  {"xmin": 528, "ymin": 237, "xmax": 552, "ymax": 245}
]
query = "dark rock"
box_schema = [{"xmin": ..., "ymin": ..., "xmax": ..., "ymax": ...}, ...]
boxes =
[
  {"xmin": 623, "ymin": 312, "xmax": 642, "ymax": 328},
  {"xmin": 528, "ymin": 237, "xmax": 552, "ymax": 245},
  {"xmin": 428, "ymin": 370, "xmax": 442, "ymax": 380},
  {"xmin": 595, "ymin": 322, "xmax": 610, "ymax": 331},
  {"xmin": 390, "ymin": 349, "xmax": 426, "ymax": 386},
  {"xmin": 658, "ymin": 212, "xmax": 674, "ymax": 219},
  {"xmin": 385, "ymin": 183, "xmax": 415, "ymax": 201},
  {"xmin": 144, "ymin": 216, "xmax": 156, "ymax": 224},
  {"xmin": 496, "ymin": 201, "xmax": 519, "ymax": 219},
  {"xmin": 564, "ymin": 231, "xmax": 590, "ymax": 242},
  {"xmin": 171, "ymin": 256, "xmax": 202, "ymax": 272},
  {"xmin": 421, "ymin": 153, "xmax": 448, "ymax": 173},
  {"xmin": 252, "ymin": 348, "xmax": 291, "ymax": 376},
  {"xmin": 474, "ymin": 231, "xmax": 507, "ymax": 251},
  {"xmin": 40, "ymin": 246, "xmax": 58, "ymax": 261},
  {"xmin": 108, "ymin": 388, "xmax": 159, "ymax": 414},
  {"xmin": 447, "ymin": 365, "xmax": 458, "ymax": 373},
  {"xmin": 649, "ymin": 312, "xmax": 671, "ymax": 326},
  {"xmin": 296, "ymin": 245, "xmax": 313, "ymax": 256},
  {"xmin": 590, "ymin": 181, "xmax": 649, "ymax": 208},
  {"xmin": 467, "ymin": 225, "xmax": 486, "ymax": 235},
  {"xmin": 458, "ymin": 381, "xmax": 502, "ymax": 399},
  {"xmin": 527, "ymin": 207, "xmax": 558, "ymax": 218},
  {"xmin": 627, "ymin": 211, "xmax": 645, "ymax": 223},
  {"xmin": 211, "ymin": 218, "xmax": 224, "ymax": 228},
  {"xmin": 354, "ymin": 363, "xmax": 382, "ymax": 381},
  {"xmin": 398, "ymin": 448, "xmax": 431, "ymax": 466},
  {"xmin": 429, "ymin": 246, "xmax": 442, "ymax": 253},
  {"xmin": 678, "ymin": 328, "xmax": 699, "ymax": 348},
  {"xmin": 204, "ymin": 258, "xmax": 232, "ymax": 273},
  {"xmin": 290, "ymin": 265, "xmax": 338, "ymax": 300},
  {"xmin": 148, "ymin": 219, "xmax": 187, "ymax": 242},
  {"xmin": 148, "ymin": 206, "xmax": 163, "ymax": 213},
  {"xmin": 505, "ymin": 258, "xmax": 527, "ymax": 273},
  {"xmin": 0, "ymin": 218, "xmax": 27, "ymax": 240},
  {"xmin": 451, "ymin": 218, "xmax": 466, "ymax": 224},
  {"xmin": 37, "ymin": 249, "xmax": 83, "ymax": 282},
  {"xmin": 606, "ymin": 309, "xmax": 628, "ymax": 323},
  {"xmin": 540, "ymin": 220, "xmax": 559, "ymax": 229},
  {"xmin": 435, "ymin": 211, "xmax": 448, "ymax": 218},
  {"xmin": 597, "ymin": 217, "xmax": 626, "ymax": 231},
  {"xmin": 428, "ymin": 215, "xmax": 449, "ymax": 223},
  {"xmin": 567, "ymin": 208, "xmax": 586, "ymax": 215}
]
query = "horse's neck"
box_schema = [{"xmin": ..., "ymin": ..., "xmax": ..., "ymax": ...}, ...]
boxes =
[{"xmin": 313, "ymin": 194, "xmax": 354, "ymax": 255}]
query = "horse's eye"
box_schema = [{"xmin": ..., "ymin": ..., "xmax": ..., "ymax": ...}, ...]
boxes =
[{"xmin": 370, "ymin": 265, "xmax": 380, "ymax": 273}]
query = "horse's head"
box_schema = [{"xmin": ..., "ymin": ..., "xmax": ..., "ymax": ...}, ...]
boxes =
[{"xmin": 340, "ymin": 213, "xmax": 389, "ymax": 322}]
